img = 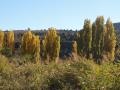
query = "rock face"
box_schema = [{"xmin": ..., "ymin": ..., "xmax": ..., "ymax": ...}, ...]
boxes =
[{"xmin": 114, "ymin": 22, "xmax": 120, "ymax": 31}]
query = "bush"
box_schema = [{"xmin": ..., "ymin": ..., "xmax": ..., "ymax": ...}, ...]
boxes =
[
  {"xmin": 0, "ymin": 54, "xmax": 12, "ymax": 73},
  {"xmin": 0, "ymin": 57, "xmax": 120, "ymax": 90},
  {"xmin": 0, "ymin": 48, "xmax": 12, "ymax": 57},
  {"xmin": 0, "ymin": 55, "xmax": 15, "ymax": 90},
  {"xmin": 9, "ymin": 54, "xmax": 34, "ymax": 66}
]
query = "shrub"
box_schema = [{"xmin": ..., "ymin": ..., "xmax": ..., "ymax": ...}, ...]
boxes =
[
  {"xmin": 0, "ymin": 47, "xmax": 12, "ymax": 57},
  {"xmin": 0, "ymin": 57, "xmax": 120, "ymax": 90},
  {"xmin": 0, "ymin": 54, "xmax": 12, "ymax": 73}
]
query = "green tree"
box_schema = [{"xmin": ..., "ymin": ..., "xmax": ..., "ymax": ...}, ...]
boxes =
[
  {"xmin": 77, "ymin": 16, "xmax": 116, "ymax": 63},
  {"xmin": 105, "ymin": 18, "xmax": 116, "ymax": 60},
  {"xmin": 95, "ymin": 16, "xmax": 105, "ymax": 61},
  {"xmin": 92, "ymin": 22, "xmax": 97, "ymax": 58},
  {"xmin": 77, "ymin": 29, "xmax": 85, "ymax": 55},
  {"xmin": 83, "ymin": 19, "xmax": 92, "ymax": 58}
]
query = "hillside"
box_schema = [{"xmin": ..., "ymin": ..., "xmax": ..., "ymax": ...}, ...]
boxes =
[{"xmin": 114, "ymin": 22, "xmax": 120, "ymax": 31}]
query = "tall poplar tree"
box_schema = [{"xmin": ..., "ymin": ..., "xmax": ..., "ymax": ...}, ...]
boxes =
[
  {"xmin": 6, "ymin": 31, "xmax": 14, "ymax": 52},
  {"xmin": 0, "ymin": 30, "xmax": 4, "ymax": 50},
  {"xmin": 43, "ymin": 27, "xmax": 60, "ymax": 62},
  {"xmin": 83, "ymin": 19, "xmax": 92, "ymax": 58},
  {"xmin": 21, "ymin": 30, "xmax": 33, "ymax": 54},
  {"xmin": 77, "ymin": 29, "xmax": 85, "ymax": 55},
  {"xmin": 21, "ymin": 29, "xmax": 40, "ymax": 63},
  {"xmin": 92, "ymin": 22, "xmax": 97, "ymax": 58},
  {"xmin": 105, "ymin": 18, "xmax": 116, "ymax": 60},
  {"xmin": 95, "ymin": 16, "xmax": 104, "ymax": 60}
]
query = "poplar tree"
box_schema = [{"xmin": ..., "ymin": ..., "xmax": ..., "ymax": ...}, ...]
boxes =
[
  {"xmin": 77, "ymin": 16, "xmax": 116, "ymax": 62},
  {"xmin": 21, "ymin": 31, "xmax": 33, "ymax": 54},
  {"xmin": 22, "ymin": 30, "xmax": 40, "ymax": 63},
  {"xmin": 0, "ymin": 30, "xmax": 4, "ymax": 50},
  {"xmin": 43, "ymin": 27, "xmax": 60, "ymax": 62},
  {"xmin": 95, "ymin": 16, "xmax": 104, "ymax": 60},
  {"xmin": 54, "ymin": 36, "xmax": 60, "ymax": 59},
  {"xmin": 83, "ymin": 19, "xmax": 92, "ymax": 58},
  {"xmin": 92, "ymin": 22, "xmax": 97, "ymax": 58},
  {"xmin": 32, "ymin": 35, "xmax": 40, "ymax": 63},
  {"xmin": 105, "ymin": 18, "xmax": 116, "ymax": 60},
  {"xmin": 77, "ymin": 29, "xmax": 85, "ymax": 55},
  {"xmin": 6, "ymin": 31, "xmax": 14, "ymax": 52},
  {"xmin": 42, "ymin": 39, "xmax": 47, "ymax": 60}
]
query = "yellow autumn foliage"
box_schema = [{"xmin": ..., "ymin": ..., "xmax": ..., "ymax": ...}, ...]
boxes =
[
  {"xmin": 43, "ymin": 27, "xmax": 60, "ymax": 61},
  {"xmin": 6, "ymin": 31, "xmax": 14, "ymax": 52},
  {"xmin": 22, "ymin": 30, "xmax": 40, "ymax": 63},
  {"xmin": 0, "ymin": 31, "xmax": 4, "ymax": 50}
]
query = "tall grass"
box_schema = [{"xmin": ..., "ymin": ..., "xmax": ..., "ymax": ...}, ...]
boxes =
[{"xmin": 0, "ymin": 55, "xmax": 120, "ymax": 90}]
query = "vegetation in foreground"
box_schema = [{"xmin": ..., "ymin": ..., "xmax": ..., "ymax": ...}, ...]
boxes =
[{"xmin": 0, "ymin": 54, "xmax": 120, "ymax": 90}]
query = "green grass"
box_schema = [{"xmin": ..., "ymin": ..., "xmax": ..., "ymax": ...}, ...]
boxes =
[{"xmin": 0, "ymin": 54, "xmax": 120, "ymax": 90}]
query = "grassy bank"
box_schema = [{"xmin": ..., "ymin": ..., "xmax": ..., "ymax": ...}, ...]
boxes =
[{"xmin": 0, "ymin": 55, "xmax": 120, "ymax": 90}]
